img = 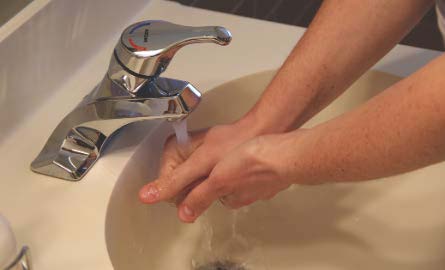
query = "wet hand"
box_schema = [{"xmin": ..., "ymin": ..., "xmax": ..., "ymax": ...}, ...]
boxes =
[
  {"xmin": 176, "ymin": 133, "xmax": 296, "ymax": 222},
  {"xmin": 139, "ymin": 121, "xmax": 261, "ymax": 211}
]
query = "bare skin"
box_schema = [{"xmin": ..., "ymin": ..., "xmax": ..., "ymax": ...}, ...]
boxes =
[{"xmin": 139, "ymin": 0, "xmax": 442, "ymax": 223}]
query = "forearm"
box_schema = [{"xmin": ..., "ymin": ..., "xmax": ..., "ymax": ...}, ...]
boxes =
[
  {"xmin": 240, "ymin": 0, "xmax": 433, "ymax": 133},
  {"xmin": 287, "ymin": 53, "xmax": 445, "ymax": 184}
]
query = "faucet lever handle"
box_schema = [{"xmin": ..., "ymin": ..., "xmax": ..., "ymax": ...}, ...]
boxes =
[{"xmin": 114, "ymin": 20, "xmax": 232, "ymax": 78}]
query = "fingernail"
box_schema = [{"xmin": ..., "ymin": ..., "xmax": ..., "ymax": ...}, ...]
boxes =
[
  {"xmin": 182, "ymin": 205, "xmax": 195, "ymax": 219},
  {"xmin": 140, "ymin": 185, "xmax": 160, "ymax": 203}
]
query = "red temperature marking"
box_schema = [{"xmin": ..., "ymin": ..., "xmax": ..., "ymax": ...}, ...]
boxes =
[{"xmin": 128, "ymin": 38, "xmax": 147, "ymax": 51}]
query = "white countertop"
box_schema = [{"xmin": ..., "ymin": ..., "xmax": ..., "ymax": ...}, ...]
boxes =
[{"xmin": 0, "ymin": 0, "xmax": 442, "ymax": 269}]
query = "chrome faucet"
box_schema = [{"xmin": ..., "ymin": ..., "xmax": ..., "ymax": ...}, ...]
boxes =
[{"xmin": 31, "ymin": 20, "xmax": 232, "ymax": 181}]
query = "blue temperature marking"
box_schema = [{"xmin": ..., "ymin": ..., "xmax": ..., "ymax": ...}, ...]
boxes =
[{"xmin": 129, "ymin": 21, "xmax": 152, "ymax": 34}]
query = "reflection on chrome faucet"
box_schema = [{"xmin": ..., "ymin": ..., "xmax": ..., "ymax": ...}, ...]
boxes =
[{"xmin": 30, "ymin": 20, "xmax": 231, "ymax": 181}]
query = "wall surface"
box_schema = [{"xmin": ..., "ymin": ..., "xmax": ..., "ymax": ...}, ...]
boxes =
[{"xmin": 0, "ymin": 0, "xmax": 33, "ymax": 26}]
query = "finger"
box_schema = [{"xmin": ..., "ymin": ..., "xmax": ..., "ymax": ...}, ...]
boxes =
[
  {"xmin": 172, "ymin": 179, "xmax": 204, "ymax": 206},
  {"xmin": 220, "ymin": 193, "xmax": 255, "ymax": 209},
  {"xmin": 158, "ymin": 130, "xmax": 207, "ymax": 177},
  {"xmin": 177, "ymin": 177, "xmax": 229, "ymax": 223},
  {"xmin": 139, "ymin": 147, "xmax": 215, "ymax": 204}
]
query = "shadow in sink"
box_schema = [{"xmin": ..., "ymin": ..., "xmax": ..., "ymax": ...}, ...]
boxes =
[{"xmin": 105, "ymin": 70, "xmax": 445, "ymax": 270}]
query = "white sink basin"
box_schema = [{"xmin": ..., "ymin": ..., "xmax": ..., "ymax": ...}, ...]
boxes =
[{"xmin": 105, "ymin": 70, "xmax": 445, "ymax": 270}]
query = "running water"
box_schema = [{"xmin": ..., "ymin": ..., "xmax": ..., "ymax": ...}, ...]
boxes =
[
  {"xmin": 228, "ymin": 210, "xmax": 249, "ymax": 251},
  {"xmin": 191, "ymin": 214, "xmax": 215, "ymax": 269},
  {"xmin": 172, "ymin": 119, "xmax": 254, "ymax": 268},
  {"xmin": 171, "ymin": 118, "xmax": 192, "ymax": 155},
  {"xmin": 192, "ymin": 209, "xmax": 256, "ymax": 269},
  {"xmin": 172, "ymin": 118, "xmax": 190, "ymax": 146}
]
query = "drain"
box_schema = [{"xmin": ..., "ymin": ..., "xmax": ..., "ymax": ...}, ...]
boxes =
[{"xmin": 194, "ymin": 260, "xmax": 247, "ymax": 270}]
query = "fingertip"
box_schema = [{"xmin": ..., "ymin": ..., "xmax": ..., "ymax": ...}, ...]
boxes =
[
  {"xmin": 178, "ymin": 204, "xmax": 196, "ymax": 223},
  {"xmin": 177, "ymin": 180, "xmax": 220, "ymax": 223},
  {"xmin": 139, "ymin": 183, "xmax": 160, "ymax": 204}
]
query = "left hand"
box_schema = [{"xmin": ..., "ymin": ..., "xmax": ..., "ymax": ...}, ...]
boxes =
[
  {"xmin": 138, "ymin": 122, "xmax": 263, "ymax": 206},
  {"xmin": 176, "ymin": 133, "xmax": 297, "ymax": 223}
]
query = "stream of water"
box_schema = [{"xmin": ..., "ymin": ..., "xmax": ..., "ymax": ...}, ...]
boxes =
[
  {"xmin": 171, "ymin": 118, "xmax": 192, "ymax": 156},
  {"xmin": 171, "ymin": 119, "xmax": 254, "ymax": 269},
  {"xmin": 171, "ymin": 118, "xmax": 191, "ymax": 147}
]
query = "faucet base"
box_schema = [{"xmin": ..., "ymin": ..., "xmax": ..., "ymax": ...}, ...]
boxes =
[
  {"xmin": 30, "ymin": 76, "xmax": 201, "ymax": 181},
  {"xmin": 31, "ymin": 127, "xmax": 106, "ymax": 181}
]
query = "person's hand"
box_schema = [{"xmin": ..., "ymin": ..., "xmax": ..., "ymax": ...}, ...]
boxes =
[
  {"xmin": 140, "ymin": 126, "xmax": 313, "ymax": 223},
  {"xmin": 139, "ymin": 120, "xmax": 262, "ymax": 208},
  {"xmin": 173, "ymin": 133, "xmax": 299, "ymax": 223}
]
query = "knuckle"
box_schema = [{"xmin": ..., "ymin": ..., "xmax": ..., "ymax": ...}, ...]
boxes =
[
  {"xmin": 223, "ymin": 195, "xmax": 246, "ymax": 210},
  {"xmin": 158, "ymin": 174, "xmax": 181, "ymax": 199},
  {"xmin": 160, "ymin": 174, "xmax": 175, "ymax": 191},
  {"xmin": 212, "ymin": 179, "xmax": 231, "ymax": 196},
  {"xmin": 168, "ymin": 171, "xmax": 179, "ymax": 184},
  {"xmin": 189, "ymin": 190, "xmax": 210, "ymax": 210},
  {"xmin": 242, "ymin": 139, "xmax": 263, "ymax": 161}
]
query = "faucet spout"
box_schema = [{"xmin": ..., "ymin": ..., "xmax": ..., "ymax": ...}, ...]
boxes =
[{"xmin": 31, "ymin": 76, "xmax": 200, "ymax": 181}]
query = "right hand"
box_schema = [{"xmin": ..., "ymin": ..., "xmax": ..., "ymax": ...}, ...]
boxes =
[{"xmin": 139, "ymin": 120, "xmax": 261, "ymax": 206}]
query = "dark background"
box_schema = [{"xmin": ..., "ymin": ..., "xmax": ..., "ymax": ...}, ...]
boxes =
[{"xmin": 169, "ymin": 0, "xmax": 444, "ymax": 51}]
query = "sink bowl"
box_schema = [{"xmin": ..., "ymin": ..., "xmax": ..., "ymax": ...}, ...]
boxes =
[{"xmin": 105, "ymin": 70, "xmax": 445, "ymax": 270}]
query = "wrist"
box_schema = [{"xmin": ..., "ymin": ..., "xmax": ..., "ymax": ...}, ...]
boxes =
[
  {"xmin": 234, "ymin": 112, "xmax": 271, "ymax": 137},
  {"xmin": 236, "ymin": 108, "xmax": 289, "ymax": 136},
  {"xmin": 277, "ymin": 128, "xmax": 327, "ymax": 185}
]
